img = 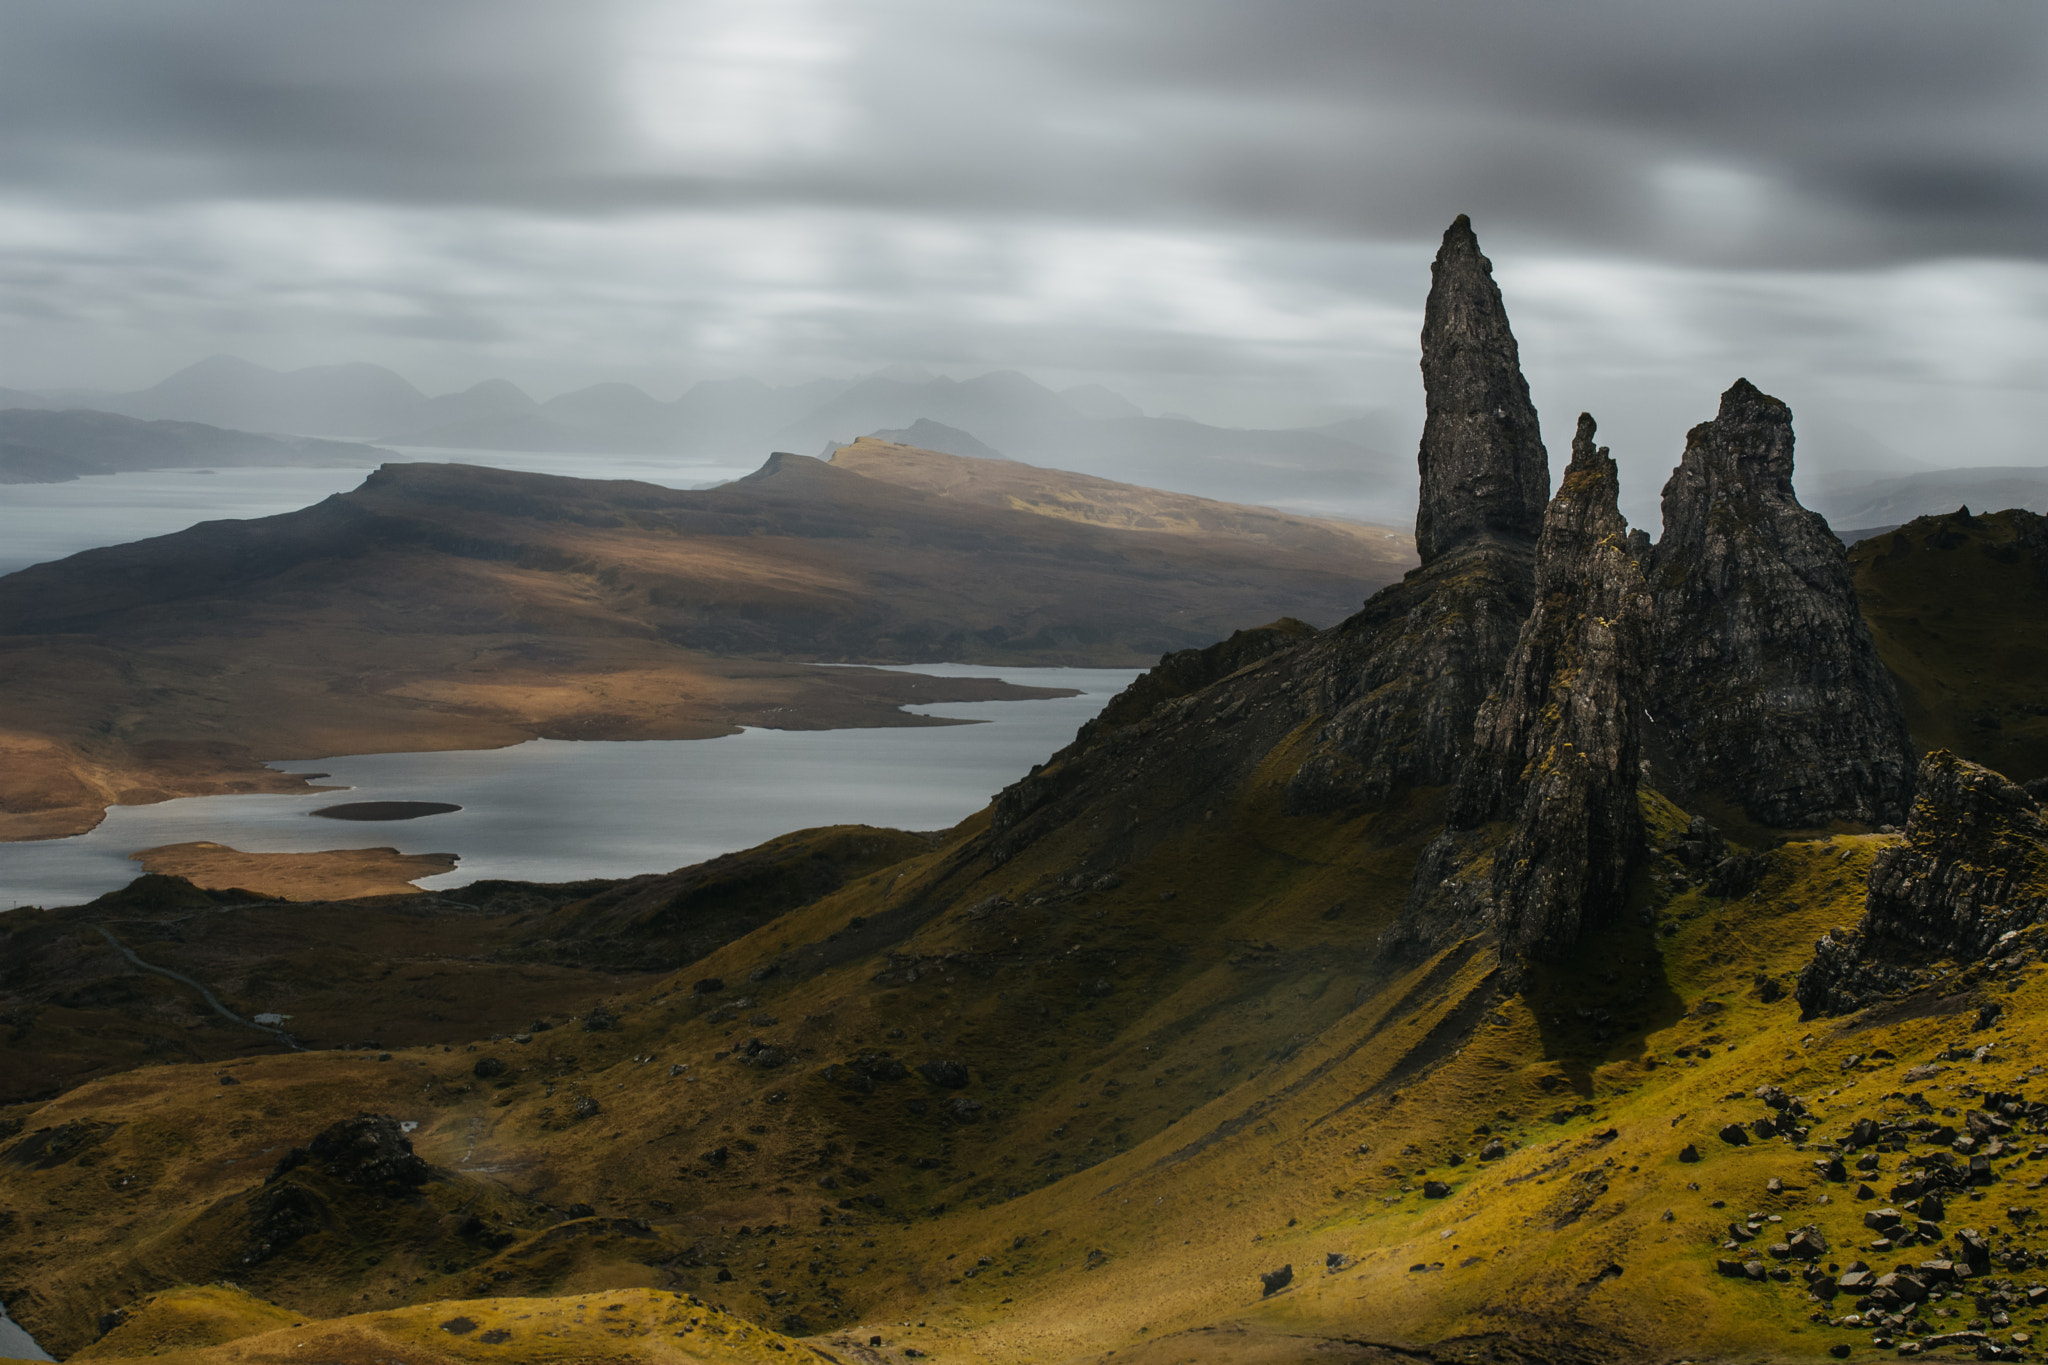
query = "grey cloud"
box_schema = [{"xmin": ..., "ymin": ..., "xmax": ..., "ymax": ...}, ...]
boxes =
[{"xmin": 0, "ymin": 1, "xmax": 2041, "ymax": 266}]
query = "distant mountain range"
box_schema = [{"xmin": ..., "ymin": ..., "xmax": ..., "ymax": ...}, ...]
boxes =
[
  {"xmin": 0, "ymin": 356, "xmax": 1410, "ymax": 521},
  {"xmin": 1812, "ymin": 464, "xmax": 2048, "ymax": 539},
  {"xmin": 0, "ymin": 407, "xmax": 386, "ymax": 484},
  {"xmin": 9, "ymin": 355, "xmax": 2044, "ymax": 535}
]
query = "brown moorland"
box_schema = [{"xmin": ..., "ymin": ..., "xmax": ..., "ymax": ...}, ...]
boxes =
[
  {"xmin": 126, "ymin": 842, "xmax": 462, "ymax": 901},
  {"xmin": 0, "ymin": 445, "xmax": 1413, "ymax": 842}
]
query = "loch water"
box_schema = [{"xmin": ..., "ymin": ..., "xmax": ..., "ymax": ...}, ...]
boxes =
[{"xmin": 0, "ymin": 665, "xmax": 1141, "ymax": 910}]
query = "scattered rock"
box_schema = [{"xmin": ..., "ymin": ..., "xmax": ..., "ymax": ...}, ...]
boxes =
[
  {"xmin": 919, "ymin": 1060, "xmax": 971, "ymax": 1088},
  {"xmin": 1787, "ymin": 1225, "xmax": 1830, "ymax": 1259},
  {"xmin": 1260, "ymin": 1264, "xmax": 1294, "ymax": 1296},
  {"xmin": 1718, "ymin": 1123, "xmax": 1750, "ymax": 1147}
]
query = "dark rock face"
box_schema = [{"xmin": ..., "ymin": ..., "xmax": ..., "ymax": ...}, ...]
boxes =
[
  {"xmin": 1072, "ymin": 618, "xmax": 1317, "ymax": 746},
  {"xmin": 1414, "ymin": 214, "xmax": 1551, "ymax": 565},
  {"xmin": 1647, "ymin": 379, "xmax": 1914, "ymax": 828},
  {"xmin": 1864, "ymin": 752, "xmax": 2048, "ymax": 957},
  {"xmin": 1797, "ymin": 750, "xmax": 2048, "ymax": 1016},
  {"xmin": 1285, "ymin": 543, "xmax": 1536, "ymax": 811},
  {"xmin": 1402, "ymin": 415, "xmax": 1653, "ymax": 959}
]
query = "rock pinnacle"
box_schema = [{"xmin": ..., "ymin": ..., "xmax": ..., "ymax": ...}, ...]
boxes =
[
  {"xmin": 1402, "ymin": 413, "xmax": 1652, "ymax": 959},
  {"xmin": 1414, "ymin": 214, "xmax": 1550, "ymax": 565}
]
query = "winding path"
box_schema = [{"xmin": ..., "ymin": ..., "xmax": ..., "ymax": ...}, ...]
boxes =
[{"xmin": 90, "ymin": 924, "xmax": 300, "ymax": 1050}]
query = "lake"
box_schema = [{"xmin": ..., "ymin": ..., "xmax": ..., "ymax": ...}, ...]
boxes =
[{"xmin": 0, "ymin": 665, "xmax": 1141, "ymax": 910}]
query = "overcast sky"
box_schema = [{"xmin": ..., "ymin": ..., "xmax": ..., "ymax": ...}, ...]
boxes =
[{"xmin": 1, "ymin": 0, "xmax": 2044, "ymax": 496}]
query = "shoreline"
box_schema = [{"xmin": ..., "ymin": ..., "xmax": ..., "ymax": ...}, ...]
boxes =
[
  {"xmin": 0, "ymin": 655, "xmax": 1087, "ymax": 844},
  {"xmin": 0, "ymin": 664, "xmax": 1138, "ymax": 907}
]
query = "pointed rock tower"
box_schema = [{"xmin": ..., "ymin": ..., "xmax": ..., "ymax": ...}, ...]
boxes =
[
  {"xmin": 1402, "ymin": 415, "xmax": 1654, "ymax": 958},
  {"xmin": 1413, "ymin": 214, "xmax": 1551, "ymax": 565},
  {"xmin": 1287, "ymin": 216, "xmax": 1548, "ymax": 809},
  {"xmin": 1648, "ymin": 379, "xmax": 1914, "ymax": 829}
]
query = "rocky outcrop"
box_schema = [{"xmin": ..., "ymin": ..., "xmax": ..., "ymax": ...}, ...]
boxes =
[
  {"xmin": 1402, "ymin": 416, "xmax": 1653, "ymax": 958},
  {"xmin": 1413, "ymin": 214, "xmax": 1551, "ymax": 566},
  {"xmin": 1648, "ymin": 379, "xmax": 1914, "ymax": 828},
  {"xmin": 1284, "ymin": 543, "xmax": 1536, "ymax": 810},
  {"xmin": 266, "ymin": 1113, "xmax": 431, "ymax": 1189},
  {"xmin": 1797, "ymin": 751, "xmax": 2048, "ymax": 1016},
  {"xmin": 1286, "ymin": 216, "xmax": 1546, "ymax": 809},
  {"xmin": 1073, "ymin": 618, "xmax": 1317, "ymax": 745}
]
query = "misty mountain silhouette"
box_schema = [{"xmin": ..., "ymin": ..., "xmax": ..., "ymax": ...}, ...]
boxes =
[{"xmin": 1, "ymin": 357, "xmax": 1409, "ymax": 519}]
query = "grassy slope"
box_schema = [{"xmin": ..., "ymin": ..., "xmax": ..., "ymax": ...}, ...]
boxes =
[
  {"xmin": 1853, "ymin": 509, "xmax": 2048, "ymax": 783},
  {"xmin": 12, "ymin": 763, "xmax": 2048, "ymax": 1365}
]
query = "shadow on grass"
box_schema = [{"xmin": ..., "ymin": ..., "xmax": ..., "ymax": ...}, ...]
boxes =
[{"xmin": 1522, "ymin": 908, "xmax": 1687, "ymax": 1098}]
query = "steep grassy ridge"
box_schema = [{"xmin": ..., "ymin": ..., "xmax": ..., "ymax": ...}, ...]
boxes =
[{"xmin": 1854, "ymin": 508, "xmax": 2048, "ymax": 784}]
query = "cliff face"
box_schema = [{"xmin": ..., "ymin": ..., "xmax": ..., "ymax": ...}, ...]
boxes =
[
  {"xmin": 1286, "ymin": 216, "xmax": 1547, "ymax": 811},
  {"xmin": 1402, "ymin": 415, "xmax": 1653, "ymax": 958},
  {"xmin": 1412, "ymin": 214, "xmax": 1551, "ymax": 566},
  {"xmin": 1648, "ymin": 379, "xmax": 1915, "ymax": 829},
  {"xmin": 1797, "ymin": 749, "xmax": 2048, "ymax": 1016}
]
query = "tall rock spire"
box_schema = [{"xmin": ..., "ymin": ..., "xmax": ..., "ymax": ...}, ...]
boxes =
[
  {"xmin": 1414, "ymin": 214, "xmax": 1551, "ymax": 565},
  {"xmin": 1285, "ymin": 216, "xmax": 1547, "ymax": 811},
  {"xmin": 1647, "ymin": 379, "xmax": 1914, "ymax": 829},
  {"xmin": 1400, "ymin": 414, "xmax": 1653, "ymax": 959}
]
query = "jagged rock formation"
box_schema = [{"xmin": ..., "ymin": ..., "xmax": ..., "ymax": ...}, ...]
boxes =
[
  {"xmin": 1403, "ymin": 415, "xmax": 1653, "ymax": 958},
  {"xmin": 1648, "ymin": 379, "xmax": 1914, "ymax": 829},
  {"xmin": 1413, "ymin": 214, "xmax": 1550, "ymax": 566},
  {"xmin": 1797, "ymin": 750, "xmax": 2048, "ymax": 1016},
  {"xmin": 1286, "ymin": 216, "xmax": 1547, "ymax": 809}
]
